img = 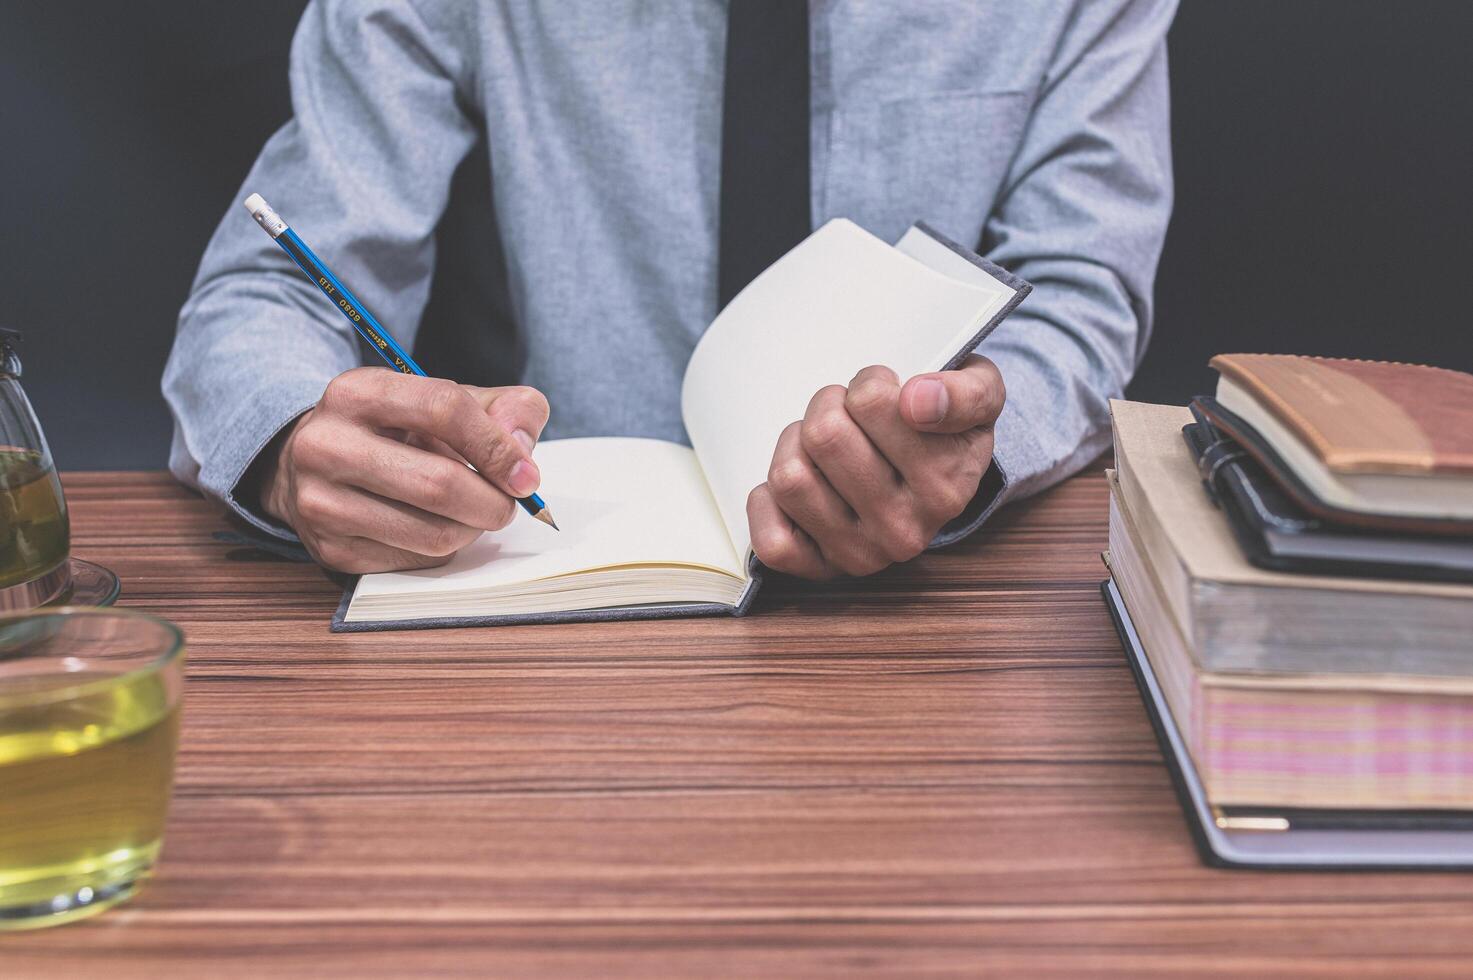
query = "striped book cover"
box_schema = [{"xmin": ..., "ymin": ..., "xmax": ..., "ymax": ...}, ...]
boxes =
[{"xmin": 1109, "ymin": 472, "xmax": 1473, "ymax": 809}]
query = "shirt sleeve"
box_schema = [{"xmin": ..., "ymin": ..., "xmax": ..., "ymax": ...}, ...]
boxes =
[
  {"xmin": 936, "ymin": 0, "xmax": 1176, "ymax": 547},
  {"xmin": 161, "ymin": 0, "xmax": 479, "ymax": 539}
]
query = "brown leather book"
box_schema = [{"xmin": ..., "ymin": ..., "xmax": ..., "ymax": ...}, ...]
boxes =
[{"xmin": 1207, "ymin": 354, "xmax": 1473, "ymax": 522}]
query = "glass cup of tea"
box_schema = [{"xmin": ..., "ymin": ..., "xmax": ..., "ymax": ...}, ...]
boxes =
[
  {"xmin": 0, "ymin": 608, "xmax": 185, "ymax": 929},
  {"xmin": 0, "ymin": 329, "xmax": 72, "ymax": 610}
]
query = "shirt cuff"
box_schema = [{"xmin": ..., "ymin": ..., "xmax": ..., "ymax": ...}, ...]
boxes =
[
  {"xmin": 195, "ymin": 380, "xmax": 322, "ymax": 543},
  {"xmin": 929, "ymin": 457, "xmax": 1009, "ymax": 549},
  {"xmin": 927, "ymin": 378, "xmax": 1059, "ymax": 549}
]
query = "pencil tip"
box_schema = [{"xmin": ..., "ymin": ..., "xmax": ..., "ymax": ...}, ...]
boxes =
[{"xmin": 535, "ymin": 507, "xmax": 559, "ymax": 531}]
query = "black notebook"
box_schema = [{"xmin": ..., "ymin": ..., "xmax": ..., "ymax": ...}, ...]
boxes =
[{"xmin": 1182, "ymin": 407, "xmax": 1473, "ymax": 583}]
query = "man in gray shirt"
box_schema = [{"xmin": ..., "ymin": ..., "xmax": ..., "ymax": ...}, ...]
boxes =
[{"xmin": 164, "ymin": 1, "xmax": 1174, "ymax": 579}]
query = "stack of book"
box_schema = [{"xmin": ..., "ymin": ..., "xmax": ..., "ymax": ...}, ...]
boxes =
[{"xmin": 1102, "ymin": 354, "xmax": 1473, "ymax": 868}]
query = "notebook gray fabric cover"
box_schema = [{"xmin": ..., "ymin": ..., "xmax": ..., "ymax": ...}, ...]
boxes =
[{"xmin": 320, "ymin": 223, "xmax": 1030, "ymax": 632}]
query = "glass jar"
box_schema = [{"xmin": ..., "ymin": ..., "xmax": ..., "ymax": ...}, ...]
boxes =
[{"xmin": 0, "ymin": 330, "xmax": 71, "ymax": 609}]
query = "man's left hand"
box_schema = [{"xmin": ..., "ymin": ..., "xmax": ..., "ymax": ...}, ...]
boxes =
[{"xmin": 747, "ymin": 354, "xmax": 1005, "ymax": 579}]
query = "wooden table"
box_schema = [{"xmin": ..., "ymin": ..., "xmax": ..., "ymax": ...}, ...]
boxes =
[{"xmin": 8, "ymin": 469, "xmax": 1473, "ymax": 977}]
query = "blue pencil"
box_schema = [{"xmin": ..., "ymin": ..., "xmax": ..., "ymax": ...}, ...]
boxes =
[{"xmin": 243, "ymin": 193, "xmax": 557, "ymax": 530}]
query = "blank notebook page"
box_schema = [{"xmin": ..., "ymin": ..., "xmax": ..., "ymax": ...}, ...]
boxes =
[
  {"xmin": 350, "ymin": 437, "xmax": 743, "ymax": 602},
  {"xmin": 681, "ymin": 219, "xmax": 1009, "ymax": 557}
]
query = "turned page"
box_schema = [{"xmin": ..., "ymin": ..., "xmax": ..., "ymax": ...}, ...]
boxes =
[
  {"xmin": 681, "ymin": 219, "xmax": 1016, "ymax": 560},
  {"xmin": 350, "ymin": 437, "xmax": 743, "ymax": 604}
]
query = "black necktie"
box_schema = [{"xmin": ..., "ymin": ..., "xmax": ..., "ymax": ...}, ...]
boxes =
[{"xmin": 717, "ymin": 0, "xmax": 811, "ymax": 309}]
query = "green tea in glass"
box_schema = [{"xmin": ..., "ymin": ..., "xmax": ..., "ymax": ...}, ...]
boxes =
[
  {"xmin": 0, "ymin": 329, "xmax": 71, "ymax": 609},
  {"xmin": 0, "ymin": 608, "xmax": 185, "ymax": 929}
]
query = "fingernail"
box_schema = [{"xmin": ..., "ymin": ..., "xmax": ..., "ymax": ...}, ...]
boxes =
[
  {"xmin": 911, "ymin": 379, "xmax": 948, "ymax": 424},
  {"xmin": 512, "ymin": 428, "xmax": 535, "ymax": 452},
  {"xmin": 509, "ymin": 459, "xmax": 540, "ymax": 497}
]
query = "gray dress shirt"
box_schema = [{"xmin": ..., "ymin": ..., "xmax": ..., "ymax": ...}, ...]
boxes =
[{"xmin": 163, "ymin": 0, "xmax": 1175, "ymax": 544}]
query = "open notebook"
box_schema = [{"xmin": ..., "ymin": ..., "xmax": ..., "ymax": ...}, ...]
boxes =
[{"xmin": 333, "ymin": 219, "xmax": 1030, "ymax": 631}]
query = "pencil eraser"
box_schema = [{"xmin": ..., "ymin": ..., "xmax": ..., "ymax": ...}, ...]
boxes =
[{"xmin": 243, "ymin": 193, "xmax": 287, "ymax": 238}]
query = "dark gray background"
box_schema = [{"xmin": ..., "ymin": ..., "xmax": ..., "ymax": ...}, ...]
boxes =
[{"xmin": 4, "ymin": 2, "xmax": 1471, "ymax": 470}]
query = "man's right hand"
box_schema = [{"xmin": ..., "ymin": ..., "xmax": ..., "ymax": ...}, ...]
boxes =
[{"xmin": 257, "ymin": 367, "xmax": 550, "ymax": 573}]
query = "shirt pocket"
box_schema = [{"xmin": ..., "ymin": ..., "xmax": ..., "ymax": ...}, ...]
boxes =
[{"xmin": 816, "ymin": 89, "xmax": 1033, "ymax": 247}]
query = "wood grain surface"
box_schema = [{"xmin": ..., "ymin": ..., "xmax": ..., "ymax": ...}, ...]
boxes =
[{"xmin": 7, "ymin": 468, "xmax": 1473, "ymax": 977}]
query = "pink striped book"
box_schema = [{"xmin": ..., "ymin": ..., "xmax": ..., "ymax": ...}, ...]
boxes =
[{"xmin": 1109, "ymin": 470, "xmax": 1473, "ymax": 809}]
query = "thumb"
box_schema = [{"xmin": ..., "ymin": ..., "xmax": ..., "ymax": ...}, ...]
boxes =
[
  {"xmin": 464, "ymin": 384, "xmax": 551, "ymax": 453},
  {"xmin": 899, "ymin": 355, "xmax": 1005, "ymax": 434}
]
